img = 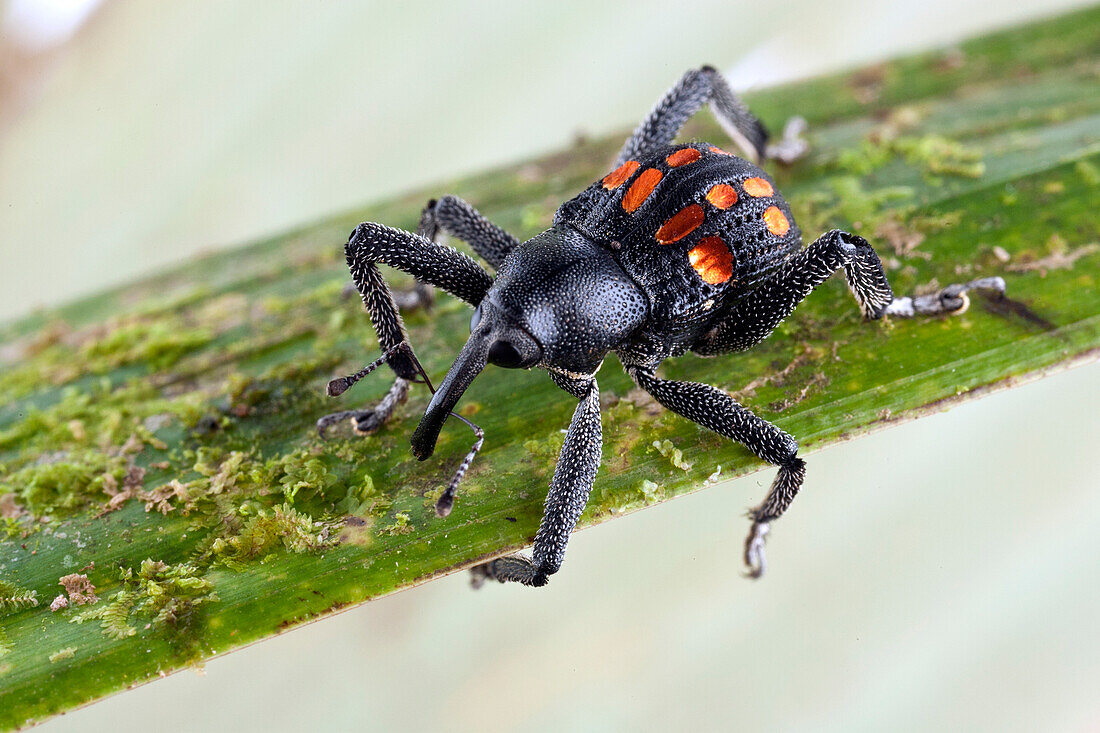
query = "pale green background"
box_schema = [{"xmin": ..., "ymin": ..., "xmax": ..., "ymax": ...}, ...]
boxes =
[{"xmin": 1, "ymin": 2, "xmax": 1096, "ymax": 731}]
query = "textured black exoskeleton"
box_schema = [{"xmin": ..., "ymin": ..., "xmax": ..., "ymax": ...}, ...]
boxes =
[{"xmin": 319, "ymin": 66, "xmax": 1005, "ymax": 587}]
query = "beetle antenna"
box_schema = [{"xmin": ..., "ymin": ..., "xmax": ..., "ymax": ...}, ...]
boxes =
[
  {"xmin": 435, "ymin": 412, "xmax": 484, "ymax": 517},
  {"xmin": 326, "ymin": 342, "xmax": 432, "ymax": 396},
  {"xmin": 325, "ymin": 339, "xmax": 483, "ymax": 514},
  {"xmin": 406, "ymin": 351, "xmax": 436, "ymax": 393}
]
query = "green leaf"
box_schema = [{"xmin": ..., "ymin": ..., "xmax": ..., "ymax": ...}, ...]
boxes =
[{"xmin": 1, "ymin": 8, "xmax": 1098, "ymax": 728}]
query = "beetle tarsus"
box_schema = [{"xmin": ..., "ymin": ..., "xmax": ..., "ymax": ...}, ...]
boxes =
[
  {"xmin": 743, "ymin": 521, "xmax": 770, "ymax": 579},
  {"xmin": 765, "ymin": 116, "xmax": 809, "ymax": 164},
  {"xmin": 470, "ymin": 555, "xmax": 550, "ymax": 588},
  {"xmin": 884, "ymin": 276, "xmax": 1007, "ymax": 317},
  {"xmin": 325, "ymin": 342, "xmax": 416, "ymax": 398}
]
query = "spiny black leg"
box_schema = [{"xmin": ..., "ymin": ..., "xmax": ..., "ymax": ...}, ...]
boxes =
[
  {"xmin": 472, "ymin": 372, "xmax": 601, "ymax": 588},
  {"xmin": 616, "ymin": 66, "xmax": 779, "ymax": 166},
  {"xmin": 327, "ymin": 197, "xmax": 508, "ymax": 435},
  {"xmin": 839, "ymin": 234, "xmax": 1006, "ymax": 319},
  {"xmin": 316, "ymin": 376, "xmax": 411, "ymax": 438},
  {"xmin": 628, "ymin": 366, "xmax": 802, "ymax": 578},
  {"xmin": 328, "ymin": 196, "xmax": 512, "ymax": 439},
  {"xmin": 693, "ymin": 230, "xmax": 1007, "ymax": 355},
  {"xmin": 331, "ymin": 197, "xmax": 511, "ymax": 439},
  {"xmin": 345, "ymin": 222, "xmax": 492, "ymax": 375},
  {"xmin": 743, "ymin": 458, "xmax": 806, "ymax": 578},
  {"xmin": 319, "ymin": 223, "xmax": 493, "ymax": 434},
  {"xmin": 341, "ymin": 278, "xmax": 432, "ymax": 312},
  {"xmin": 419, "ymin": 196, "xmax": 519, "ymax": 271},
  {"xmin": 694, "ymin": 230, "xmax": 870, "ymax": 354}
]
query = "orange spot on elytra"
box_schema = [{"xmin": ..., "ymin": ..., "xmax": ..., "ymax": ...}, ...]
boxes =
[
  {"xmin": 656, "ymin": 204, "xmax": 705, "ymax": 244},
  {"xmin": 706, "ymin": 183, "xmax": 738, "ymax": 209},
  {"xmin": 709, "ymin": 145, "xmax": 733, "ymax": 156},
  {"xmin": 602, "ymin": 160, "xmax": 640, "ymax": 190},
  {"xmin": 666, "ymin": 148, "xmax": 702, "ymax": 168},
  {"xmin": 743, "ymin": 177, "xmax": 774, "ymax": 197},
  {"xmin": 688, "ymin": 236, "xmax": 734, "ymax": 284},
  {"xmin": 622, "ymin": 168, "xmax": 663, "ymax": 212},
  {"xmin": 763, "ymin": 206, "xmax": 790, "ymax": 236}
]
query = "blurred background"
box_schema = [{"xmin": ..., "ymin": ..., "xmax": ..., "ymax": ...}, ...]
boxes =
[{"xmin": 2, "ymin": 1, "xmax": 1097, "ymax": 731}]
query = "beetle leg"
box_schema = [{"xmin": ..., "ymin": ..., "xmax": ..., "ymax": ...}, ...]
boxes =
[
  {"xmin": 627, "ymin": 366, "xmax": 803, "ymax": 578},
  {"xmin": 694, "ymin": 230, "xmax": 1006, "ymax": 355},
  {"xmin": 616, "ymin": 66, "xmax": 799, "ymax": 166},
  {"xmin": 336, "ymin": 195, "xmax": 514, "ymax": 310},
  {"xmin": 318, "ymin": 222, "xmax": 493, "ymax": 436},
  {"xmin": 327, "ymin": 197, "xmax": 517, "ymax": 435},
  {"xmin": 471, "ymin": 373, "xmax": 601, "ymax": 588},
  {"xmin": 340, "ymin": 280, "xmax": 433, "ymax": 312},
  {"xmin": 418, "ymin": 195, "xmax": 520, "ymax": 272},
  {"xmin": 694, "ymin": 229, "xmax": 864, "ymax": 353},
  {"xmin": 839, "ymin": 236, "xmax": 1008, "ymax": 319}
]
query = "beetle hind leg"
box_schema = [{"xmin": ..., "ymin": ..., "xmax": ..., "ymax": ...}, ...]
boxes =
[
  {"xmin": 839, "ymin": 232, "xmax": 1007, "ymax": 319},
  {"xmin": 880, "ymin": 277, "xmax": 1007, "ymax": 318},
  {"xmin": 616, "ymin": 65, "xmax": 808, "ymax": 166},
  {"xmin": 694, "ymin": 230, "xmax": 1009, "ymax": 356},
  {"xmin": 627, "ymin": 366, "xmax": 804, "ymax": 578}
]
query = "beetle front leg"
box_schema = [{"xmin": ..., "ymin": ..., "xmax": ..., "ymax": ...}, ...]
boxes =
[
  {"xmin": 628, "ymin": 366, "xmax": 803, "ymax": 578},
  {"xmin": 472, "ymin": 374, "xmax": 601, "ymax": 588},
  {"xmin": 316, "ymin": 374, "xmax": 410, "ymax": 437},
  {"xmin": 318, "ymin": 222, "xmax": 494, "ymax": 438}
]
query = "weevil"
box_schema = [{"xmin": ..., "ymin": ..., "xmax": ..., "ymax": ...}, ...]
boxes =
[{"xmin": 318, "ymin": 66, "xmax": 1005, "ymax": 587}]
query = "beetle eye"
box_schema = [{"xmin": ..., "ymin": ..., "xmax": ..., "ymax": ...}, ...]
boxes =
[
  {"xmin": 487, "ymin": 340, "xmax": 523, "ymax": 368},
  {"xmin": 470, "ymin": 303, "xmax": 483, "ymax": 333}
]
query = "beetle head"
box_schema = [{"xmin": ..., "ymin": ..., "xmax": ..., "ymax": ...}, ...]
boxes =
[
  {"xmin": 490, "ymin": 227, "xmax": 647, "ymax": 368},
  {"xmin": 410, "ymin": 226, "xmax": 646, "ymax": 460}
]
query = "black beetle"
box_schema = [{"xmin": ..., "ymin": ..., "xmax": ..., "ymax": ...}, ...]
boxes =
[{"xmin": 318, "ymin": 66, "xmax": 1004, "ymax": 587}]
